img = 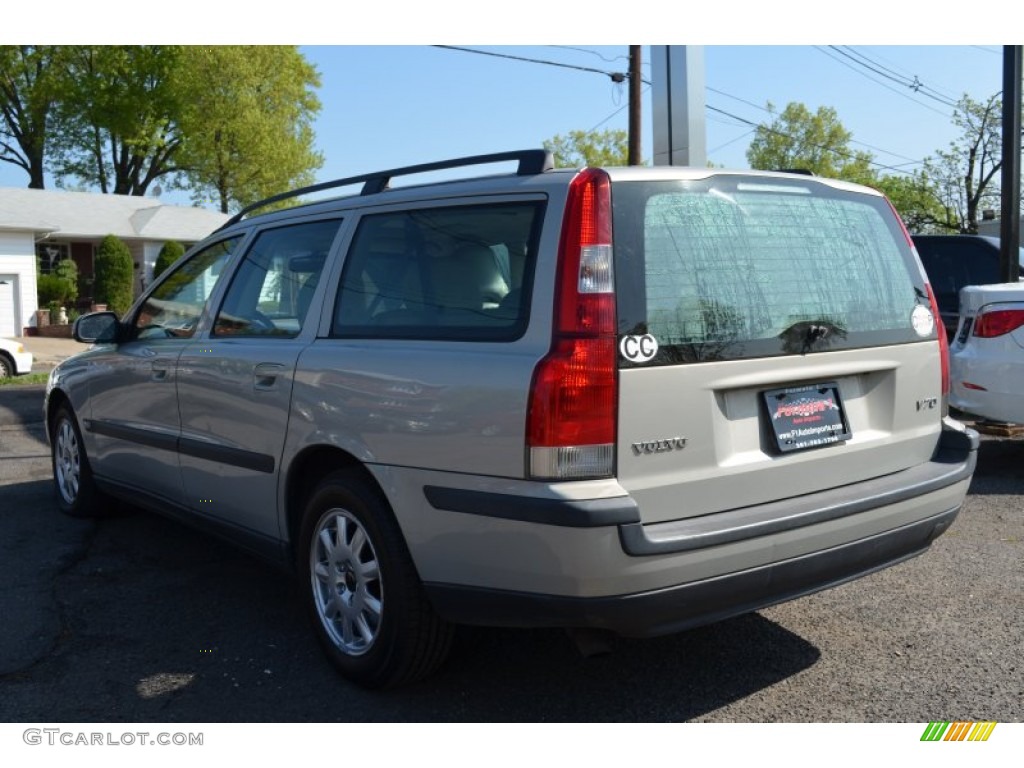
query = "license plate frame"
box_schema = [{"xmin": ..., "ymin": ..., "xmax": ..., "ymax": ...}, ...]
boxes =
[{"xmin": 763, "ymin": 382, "xmax": 852, "ymax": 453}]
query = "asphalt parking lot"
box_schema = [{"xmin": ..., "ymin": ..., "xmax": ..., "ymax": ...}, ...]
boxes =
[{"xmin": 0, "ymin": 376, "xmax": 1021, "ymax": 722}]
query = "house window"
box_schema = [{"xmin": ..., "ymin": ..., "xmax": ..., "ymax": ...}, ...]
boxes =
[{"xmin": 37, "ymin": 242, "xmax": 70, "ymax": 273}]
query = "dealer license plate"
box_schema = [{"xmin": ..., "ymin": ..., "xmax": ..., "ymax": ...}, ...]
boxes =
[{"xmin": 763, "ymin": 382, "xmax": 852, "ymax": 453}]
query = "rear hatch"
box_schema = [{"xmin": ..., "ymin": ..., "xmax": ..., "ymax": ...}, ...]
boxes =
[{"xmin": 610, "ymin": 171, "xmax": 945, "ymax": 524}]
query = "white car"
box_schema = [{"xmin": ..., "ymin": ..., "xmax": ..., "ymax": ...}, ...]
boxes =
[
  {"xmin": 950, "ymin": 283, "xmax": 1024, "ymax": 424},
  {"xmin": 0, "ymin": 338, "xmax": 34, "ymax": 378}
]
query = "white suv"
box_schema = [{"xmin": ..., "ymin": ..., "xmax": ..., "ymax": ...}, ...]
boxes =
[{"xmin": 47, "ymin": 150, "xmax": 977, "ymax": 687}]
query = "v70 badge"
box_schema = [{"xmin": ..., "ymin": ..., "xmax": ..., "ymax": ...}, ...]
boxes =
[{"xmin": 631, "ymin": 437, "xmax": 687, "ymax": 456}]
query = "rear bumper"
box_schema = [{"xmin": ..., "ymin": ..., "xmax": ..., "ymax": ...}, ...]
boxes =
[
  {"xmin": 619, "ymin": 423, "xmax": 977, "ymax": 556},
  {"xmin": 421, "ymin": 423, "xmax": 977, "ymax": 636},
  {"xmin": 426, "ymin": 505, "xmax": 960, "ymax": 637}
]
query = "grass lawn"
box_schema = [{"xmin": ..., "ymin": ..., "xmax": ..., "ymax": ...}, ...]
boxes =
[{"xmin": 0, "ymin": 372, "xmax": 50, "ymax": 387}]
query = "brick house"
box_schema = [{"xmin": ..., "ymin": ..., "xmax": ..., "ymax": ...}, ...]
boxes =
[{"xmin": 0, "ymin": 187, "xmax": 228, "ymax": 336}]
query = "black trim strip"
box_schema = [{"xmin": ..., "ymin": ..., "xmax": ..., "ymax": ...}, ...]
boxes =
[
  {"xmin": 424, "ymin": 506, "xmax": 961, "ymax": 637},
  {"xmin": 85, "ymin": 419, "xmax": 178, "ymax": 453},
  {"xmin": 178, "ymin": 436, "xmax": 275, "ymax": 474},
  {"xmin": 423, "ymin": 486, "xmax": 640, "ymax": 528},
  {"xmin": 86, "ymin": 419, "xmax": 275, "ymax": 474}
]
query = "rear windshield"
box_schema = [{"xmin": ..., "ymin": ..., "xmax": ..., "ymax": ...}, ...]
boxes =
[{"xmin": 612, "ymin": 176, "xmax": 931, "ymax": 365}]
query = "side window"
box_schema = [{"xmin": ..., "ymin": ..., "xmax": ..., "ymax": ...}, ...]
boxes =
[
  {"xmin": 134, "ymin": 237, "xmax": 238, "ymax": 340},
  {"xmin": 333, "ymin": 202, "xmax": 542, "ymax": 341},
  {"xmin": 213, "ymin": 219, "xmax": 340, "ymax": 338}
]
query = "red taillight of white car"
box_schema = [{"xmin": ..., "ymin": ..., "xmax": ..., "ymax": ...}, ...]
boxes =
[
  {"xmin": 972, "ymin": 308, "xmax": 1024, "ymax": 338},
  {"xmin": 527, "ymin": 168, "xmax": 617, "ymax": 480}
]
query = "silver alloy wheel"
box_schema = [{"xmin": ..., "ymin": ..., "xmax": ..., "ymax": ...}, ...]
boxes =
[
  {"xmin": 54, "ymin": 417, "xmax": 81, "ymax": 505},
  {"xmin": 310, "ymin": 507, "xmax": 383, "ymax": 656}
]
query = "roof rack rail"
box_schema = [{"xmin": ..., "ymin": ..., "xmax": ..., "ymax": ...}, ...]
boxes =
[
  {"xmin": 775, "ymin": 168, "xmax": 815, "ymax": 176},
  {"xmin": 221, "ymin": 148, "xmax": 554, "ymax": 229}
]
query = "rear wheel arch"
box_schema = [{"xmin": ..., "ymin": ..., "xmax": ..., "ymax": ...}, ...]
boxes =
[{"xmin": 285, "ymin": 446, "xmax": 388, "ymax": 560}]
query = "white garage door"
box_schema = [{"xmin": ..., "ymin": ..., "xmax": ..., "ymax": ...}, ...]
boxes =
[{"xmin": 0, "ymin": 275, "xmax": 17, "ymax": 337}]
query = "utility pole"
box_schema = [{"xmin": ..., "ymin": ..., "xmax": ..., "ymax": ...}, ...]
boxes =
[
  {"xmin": 628, "ymin": 46, "xmax": 642, "ymax": 166},
  {"xmin": 999, "ymin": 45, "xmax": 1021, "ymax": 282}
]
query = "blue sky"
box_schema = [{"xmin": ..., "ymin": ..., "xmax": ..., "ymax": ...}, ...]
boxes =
[{"xmin": 0, "ymin": 40, "xmax": 1008, "ymax": 208}]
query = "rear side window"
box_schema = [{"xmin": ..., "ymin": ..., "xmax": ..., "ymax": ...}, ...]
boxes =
[
  {"xmin": 214, "ymin": 219, "xmax": 340, "ymax": 338},
  {"xmin": 613, "ymin": 177, "xmax": 930, "ymax": 364},
  {"xmin": 333, "ymin": 201, "xmax": 543, "ymax": 341}
]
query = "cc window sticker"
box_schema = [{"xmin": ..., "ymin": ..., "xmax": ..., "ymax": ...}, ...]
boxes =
[{"xmin": 619, "ymin": 334, "xmax": 659, "ymax": 363}]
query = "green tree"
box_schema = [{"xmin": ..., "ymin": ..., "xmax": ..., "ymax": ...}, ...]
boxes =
[
  {"xmin": 0, "ymin": 46, "xmax": 69, "ymax": 189},
  {"xmin": 544, "ymin": 129, "xmax": 630, "ymax": 168},
  {"xmin": 872, "ymin": 170, "xmax": 955, "ymax": 234},
  {"xmin": 746, "ymin": 102, "xmax": 875, "ymax": 182},
  {"xmin": 923, "ymin": 93, "xmax": 1005, "ymax": 234},
  {"xmin": 51, "ymin": 46, "xmax": 186, "ymax": 196},
  {"xmin": 20, "ymin": 46, "xmax": 322, "ymax": 204},
  {"xmin": 745, "ymin": 100, "xmax": 957, "ymax": 233},
  {"xmin": 94, "ymin": 235, "xmax": 134, "ymax": 316},
  {"xmin": 176, "ymin": 46, "xmax": 323, "ymax": 213},
  {"xmin": 153, "ymin": 240, "xmax": 184, "ymax": 280}
]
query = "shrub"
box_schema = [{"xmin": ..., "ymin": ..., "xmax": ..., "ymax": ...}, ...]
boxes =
[
  {"xmin": 153, "ymin": 240, "xmax": 185, "ymax": 281},
  {"xmin": 94, "ymin": 235, "xmax": 134, "ymax": 317},
  {"xmin": 53, "ymin": 258, "xmax": 79, "ymax": 303},
  {"xmin": 37, "ymin": 273, "xmax": 69, "ymax": 305},
  {"xmin": 37, "ymin": 258, "xmax": 79, "ymax": 306}
]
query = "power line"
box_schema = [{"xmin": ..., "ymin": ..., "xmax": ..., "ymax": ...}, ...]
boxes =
[
  {"xmin": 432, "ymin": 45, "xmax": 648, "ymax": 84},
  {"xmin": 589, "ymin": 86, "xmax": 651, "ymax": 131},
  {"xmin": 830, "ymin": 46, "xmax": 959, "ymax": 107},
  {"xmin": 813, "ymin": 46, "xmax": 953, "ymax": 118},
  {"xmin": 706, "ymin": 104, "xmax": 922, "ymax": 176},
  {"xmin": 547, "ymin": 46, "xmax": 631, "ymax": 65},
  {"xmin": 708, "ymin": 128, "xmax": 756, "ymax": 155},
  {"xmin": 707, "ymin": 84, "xmax": 925, "ymax": 165},
  {"xmin": 435, "ymin": 45, "xmax": 928, "ymax": 173},
  {"xmin": 841, "ymin": 46, "xmax": 960, "ymax": 104}
]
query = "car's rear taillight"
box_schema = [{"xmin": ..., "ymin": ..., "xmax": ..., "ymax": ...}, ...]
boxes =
[
  {"xmin": 527, "ymin": 168, "xmax": 617, "ymax": 480},
  {"xmin": 889, "ymin": 197, "xmax": 950, "ymax": 407},
  {"xmin": 925, "ymin": 283, "xmax": 950, "ymax": 402},
  {"xmin": 973, "ymin": 308, "xmax": 1024, "ymax": 338}
]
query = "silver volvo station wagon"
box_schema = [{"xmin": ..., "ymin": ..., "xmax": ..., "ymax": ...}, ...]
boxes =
[{"xmin": 46, "ymin": 150, "xmax": 978, "ymax": 688}]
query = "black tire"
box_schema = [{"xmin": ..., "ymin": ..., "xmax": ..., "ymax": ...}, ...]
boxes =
[
  {"xmin": 0, "ymin": 353, "xmax": 12, "ymax": 378},
  {"xmin": 299, "ymin": 469, "xmax": 454, "ymax": 688},
  {"xmin": 50, "ymin": 403, "xmax": 104, "ymax": 517}
]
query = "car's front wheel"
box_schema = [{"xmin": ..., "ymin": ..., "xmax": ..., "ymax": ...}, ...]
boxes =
[
  {"xmin": 299, "ymin": 469, "xmax": 453, "ymax": 688},
  {"xmin": 51, "ymin": 403, "xmax": 103, "ymax": 517}
]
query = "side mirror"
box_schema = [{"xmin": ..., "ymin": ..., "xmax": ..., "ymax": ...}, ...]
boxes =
[{"xmin": 73, "ymin": 311, "xmax": 121, "ymax": 344}]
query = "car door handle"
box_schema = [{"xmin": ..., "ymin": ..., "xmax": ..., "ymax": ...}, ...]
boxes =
[
  {"xmin": 151, "ymin": 361, "xmax": 170, "ymax": 381},
  {"xmin": 254, "ymin": 363, "xmax": 286, "ymax": 390}
]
